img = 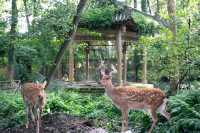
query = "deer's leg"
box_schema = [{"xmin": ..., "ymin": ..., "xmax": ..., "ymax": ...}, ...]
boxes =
[
  {"xmin": 30, "ymin": 106, "xmax": 35, "ymax": 122},
  {"xmin": 36, "ymin": 108, "xmax": 40, "ymax": 133},
  {"xmin": 36, "ymin": 96, "xmax": 43, "ymax": 133},
  {"xmin": 121, "ymin": 109, "xmax": 128, "ymax": 133},
  {"xmin": 158, "ymin": 99, "xmax": 170, "ymax": 120},
  {"xmin": 161, "ymin": 109, "xmax": 170, "ymax": 120},
  {"xmin": 25, "ymin": 103, "xmax": 30, "ymax": 128},
  {"xmin": 148, "ymin": 109, "xmax": 158, "ymax": 133}
]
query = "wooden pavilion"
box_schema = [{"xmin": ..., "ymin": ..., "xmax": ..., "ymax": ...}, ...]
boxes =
[{"xmin": 67, "ymin": 7, "xmax": 141, "ymax": 85}]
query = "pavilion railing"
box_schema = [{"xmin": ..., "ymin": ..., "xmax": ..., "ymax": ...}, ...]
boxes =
[{"xmin": 0, "ymin": 80, "xmax": 21, "ymax": 91}]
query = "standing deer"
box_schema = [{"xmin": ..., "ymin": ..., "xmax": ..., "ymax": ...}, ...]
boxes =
[
  {"xmin": 21, "ymin": 81, "xmax": 47, "ymax": 133},
  {"xmin": 99, "ymin": 69, "xmax": 170, "ymax": 133}
]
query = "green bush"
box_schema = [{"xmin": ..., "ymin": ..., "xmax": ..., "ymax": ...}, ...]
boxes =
[
  {"xmin": 0, "ymin": 89, "xmax": 146, "ymax": 132},
  {"xmin": 0, "ymin": 91, "xmax": 24, "ymax": 129},
  {"xmin": 1, "ymin": 88, "xmax": 200, "ymax": 132},
  {"xmin": 168, "ymin": 89, "xmax": 200, "ymax": 133}
]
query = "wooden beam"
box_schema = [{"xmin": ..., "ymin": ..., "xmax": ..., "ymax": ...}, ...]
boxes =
[
  {"xmin": 82, "ymin": 42, "xmax": 136, "ymax": 47},
  {"xmin": 75, "ymin": 30, "xmax": 139, "ymax": 41},
  {"xmin": 75, "ymin": 35, "xmax": 139, "ymax": 41},
  {"xmin": 77, "ymin": 29, "xmax": 137, "ymax": 36}
]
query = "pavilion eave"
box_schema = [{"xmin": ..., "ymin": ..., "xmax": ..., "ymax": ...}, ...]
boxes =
[{"xmin": 74, "ymin": 30, "xmax": 139, "ymax": 41}]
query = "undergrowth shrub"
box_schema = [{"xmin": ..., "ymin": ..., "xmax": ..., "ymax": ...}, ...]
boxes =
[
  {"xmin": 0, "ymin": 88, "xmax": 200, "ymax": 133},
  {"xmin": 0, "ymin": 91, "xmax": 24, "ymax": 129},
  {"xmin": 168, "ymin": 89, "xmax": 200, "ymax": 133},
  {"xmin": 45, "ymin": 90, "xmax": 122, "ymax": 132}
]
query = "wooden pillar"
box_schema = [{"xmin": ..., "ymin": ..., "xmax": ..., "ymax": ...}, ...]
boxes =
[
  {"xmin": 123, "ymin": 43, "xmax": 127, "ymax": 84},
  {"xmin": 142, "ymin": 46, "xmax": 147, "ymax": 83},
  {"xmin": 69, "ymin": 45, "xmax": 74, "ymax": 81},
  {"xmin": 57, "ymin": 63, "xmax": 62, "ymax": 79},
  {"xmin": 132, "ymin": 48, "xmax": 139, "ymax": 82},
  {"xmin": 116, "ymin": 26, "xmax": 123, "ymax": 85},
  {"xmin": 85, "ymin": 45, "xmax": 90, "ymax": 80}
]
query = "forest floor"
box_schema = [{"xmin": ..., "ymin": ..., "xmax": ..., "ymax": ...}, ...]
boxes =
[{"xmin": 0, "ymin": 112, "xmax": 107, "ymax": 133}]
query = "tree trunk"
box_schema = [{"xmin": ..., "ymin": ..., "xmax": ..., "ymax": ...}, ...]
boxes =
[
  {"xmin": 134, "ymin": 0, "xmax": 137, "ymax": 8},
  {"xmin": 8, "ymin": 0, "xmax": 18, "ymax": 80},
  {"xmin": 23, "ymin": 0, "xmax": 30, "ymax": 32},
  {"xmin": 33, "ymin": 0, "xmax": 37, "ymax": 17},
  {"xmin": 32, "ymin": 0, "xmax": 41, "ymax": 32},
  {"xmin": 69, "ymin": 45, "xmax": 75, "ymax": 81},
  {"xmin": 156, "ymin": 0, "xmax": 160, "ymax": 14},
  {"xmin": 167, "ymin": 0, "xmax": 178, "ymax": 95},
  {"xmin": 167, "ymin": 0, "xmax": 176, "ymax": 42},
  {"xmin": 141, "ymin": 0, "xmax": 147, "ymax": 13},
  {"xmin": 147, "ymin": 0, "xmax": 151, "ymax": 14},
  {"xmin": 47, "ymin": 0, "xmax": 87, "ymax": 86}
]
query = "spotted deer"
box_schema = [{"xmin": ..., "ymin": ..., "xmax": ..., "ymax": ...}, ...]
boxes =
[
  {"xmin": 99, "ymin": 69, "xmax": 170, "ymax": 133},
  {"xmin": 21, "ymin": 81, "xmax": 47, "ymax": 133}
]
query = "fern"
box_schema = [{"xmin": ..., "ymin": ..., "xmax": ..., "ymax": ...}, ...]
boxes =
[{"xmin": 168, "ymin": 89, "xmax": 200, "ymax": 132}]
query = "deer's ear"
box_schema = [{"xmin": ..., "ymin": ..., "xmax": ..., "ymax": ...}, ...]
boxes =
[
  {"xmin": 100, "ymin": 69, "xmax": 105, "ymax": 76},
  {"xmin": 42, "ymin": 81, "xmax": 47, "ymax": 88},
  {"xmin": 111, "ymin": 64, "xmax": 117, "ymax": 74}
]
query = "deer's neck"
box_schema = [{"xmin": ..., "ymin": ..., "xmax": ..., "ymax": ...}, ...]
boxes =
[{"xmin": 104, "ymin": 83, "xmax": 115, "ymax": 97}]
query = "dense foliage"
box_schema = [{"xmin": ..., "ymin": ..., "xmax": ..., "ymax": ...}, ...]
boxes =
[
  {"xmin": 0, "ymin": 0, "xmax": 199, "ymax": 85},
  {"xmin": 0, "ymin": 88, "xmax": 200, "ymax": 132},
  {"xmin": 169, "ymin": 89, "xmax": 200, "ymax": 132},
  {"xmin": 0, "ymin": 0, "xmax": 200, "ymax": 132}
]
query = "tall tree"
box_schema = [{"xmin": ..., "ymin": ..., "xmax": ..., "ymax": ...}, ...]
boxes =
[
  {"xmin": 134, "ymin": 0, "xmax": 137, "ymax": 8},
  {"xmin": 8, "ymin": 0, "xmax": 18, "ymax": 80},
  {"xmin": 117, "ymin": 0, "xmax": 170, "ymax": 28},
  {"xmin": 167, "ymin": 0, "xmax": 176, "ymax": 42},
  {"xmin": 141, "ymin": 0, "xmax": 147, "ymax": 13},
  {"xmin": 31, "ymin": 0, "xmax": 41, "ymax": 32},
  {"xmin": 47, "ymin": 0, "xmax": 87, "ymax": 86},
  {"xmin": 23, "ymin": 0, "xmax": 30, "ymax": 32},
  {"xmin": 33, "ymin": 0, "xmax": 38, "ymax": 17},
  {"xmin": 167, "ymin": 0, "xmax": 178, "ymax": 95}
]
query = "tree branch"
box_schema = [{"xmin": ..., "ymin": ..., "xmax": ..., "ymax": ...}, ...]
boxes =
[
  {"xmin": 131, "ymin": 8, "xmax": 170, "ymax": 28},
  {"xmin": 115, "ymin": 0, "xmax": 170, "ymax": 28}
]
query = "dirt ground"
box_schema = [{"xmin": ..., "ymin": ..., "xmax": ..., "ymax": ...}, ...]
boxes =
[{"xmin": 0, "ymin": 112, "xmax": 107, "ymax": 133}]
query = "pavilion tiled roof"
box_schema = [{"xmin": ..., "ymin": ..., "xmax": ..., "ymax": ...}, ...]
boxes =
[{"xmin": 79, "ymin": 5, "xmax": 138, "ymax": 32}]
